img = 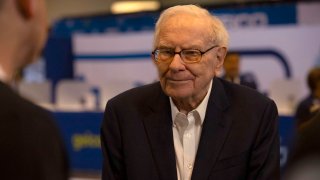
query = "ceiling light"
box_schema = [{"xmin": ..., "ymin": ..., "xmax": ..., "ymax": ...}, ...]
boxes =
[{"xmin": 111, "ymin": 1, "xmax": 160, "ymax": 14}]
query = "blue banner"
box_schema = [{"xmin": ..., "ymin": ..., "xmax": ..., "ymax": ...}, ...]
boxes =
[
  {"xmin": 54, "ymin": 112, "xmax": 103, "ymax": 171},
  {"xmin": 53, "ymin": 112, "xmax": 296, "ymax": 172}
]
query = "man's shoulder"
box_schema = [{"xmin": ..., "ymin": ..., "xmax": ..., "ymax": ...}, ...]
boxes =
[
  {"xmin": 0, "ymin": 83, "xmax": 68, "ymax": 180},
  {"xmin": 218, "ymin": 78, "xmax": 272, "ymax": 106},
  {"xmin": 240, "ymin": 73, "xmax": 257, "ymax": 82},
  {"xmin": 298, "ymin": 95, "xmax": 314, "ymax": 106},
  {"xmin": 108, "ymin": 81, "xmax": 162, "ymax": 105},
  {"xmin": 295, "ymin": 95, "xmax": 315, "ymax": 117},
  {"xmin": 0, "ymin": 82, "xmax": 63, "ymax": 154},
  {"xmin": 0, "ymin": 81, "xmax": 55, "ymax": 126}
]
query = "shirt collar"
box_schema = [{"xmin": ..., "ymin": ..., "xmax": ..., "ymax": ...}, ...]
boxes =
[{"xmin": 170, "ymin": 80, "xmax": 213, "ymax": 125}]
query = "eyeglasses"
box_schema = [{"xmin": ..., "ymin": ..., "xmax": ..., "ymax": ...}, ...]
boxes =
[{"xmin": 152, "ymin": 45, "xmax": 219, "ymax": 63}]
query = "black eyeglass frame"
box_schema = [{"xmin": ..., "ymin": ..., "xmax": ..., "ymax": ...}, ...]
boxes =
[{"xmin": 151, "ymin": 45, "xmax": 219, "ymax": 63}]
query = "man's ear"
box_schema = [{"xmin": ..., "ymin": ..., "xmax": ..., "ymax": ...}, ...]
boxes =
[
  {"xmin": 16, "ymin": 0, "xmax": 35, "ymax": 19},
  {"xmin": 214, "ymin": 47, "xmax": 227, "ymax": 74}
]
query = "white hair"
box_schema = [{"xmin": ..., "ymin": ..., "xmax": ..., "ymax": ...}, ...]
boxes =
[{"xmin": 153, "ymin": 5, "xmax": 229, "ymax": 49}]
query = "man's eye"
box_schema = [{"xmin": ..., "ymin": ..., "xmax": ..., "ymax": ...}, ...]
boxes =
[
  {"xmin": 160, "ymin": 50, "xmax": 174, "ymax": 56},
  {"xmin": 184, "ymin": 50, "xmax": 200, "ymax": 57}
]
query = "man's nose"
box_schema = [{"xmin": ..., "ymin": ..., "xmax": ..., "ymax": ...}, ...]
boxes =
[{"xmin": 168, "ymin": 53, "xmax": 186, "ymax": 72}]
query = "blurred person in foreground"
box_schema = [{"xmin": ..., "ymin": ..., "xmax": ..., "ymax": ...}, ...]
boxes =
[
  {"xmin": 285, "ymin": 112, "xmax": 320, "ymax": 180},
  {"xmin": 0, "ymin": 0, "xmax": 68, "ymax": 179},
  {"xmin": 101, "ymin": 5, "xmax": 279, "ymax": 180},
  {"xmin": 222, "ymin": 52, "xmax": 258, "ymax": 90},
  {"xmin": 295, "ymin": 67, "xmax": 320, "ymax": 128}
]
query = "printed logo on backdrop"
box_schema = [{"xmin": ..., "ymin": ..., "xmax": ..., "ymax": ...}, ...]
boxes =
[
  {"xmin": 219, "ymin": 13, "xmax": 268, "ymax": 28},
  {"xmin": 213, "ymin": 3, "xmax": 296, "ymax": 28}
]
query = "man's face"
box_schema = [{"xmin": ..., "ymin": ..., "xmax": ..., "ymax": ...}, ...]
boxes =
[
  {"xmin": 154, "ymin": 14, "xmax": 225, "ymax": 101},
  {"xmin": 223, "ymin": 54, "xmax": 240, "ymax": 78}
]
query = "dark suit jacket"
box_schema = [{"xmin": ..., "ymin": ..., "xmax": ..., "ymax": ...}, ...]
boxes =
[
  {"xmin": 295, "ymin": 95, "xmax": 319, "ymax": 127},
  {"xmin": 101, "ymin": 77, "xmax": 279, "ymax": 180},
  {"xmin": 0, "ymin": 81, "xmax": 69, "ymax": 180}
]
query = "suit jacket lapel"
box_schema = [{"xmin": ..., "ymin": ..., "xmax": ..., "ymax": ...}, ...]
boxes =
[
  {"xmin": 192, "ymin": 78, "xmax": 232, "ymax": 180},
  {"xmin": 142, "ymin": 84, "xmax": 177, "ymax": 180}
]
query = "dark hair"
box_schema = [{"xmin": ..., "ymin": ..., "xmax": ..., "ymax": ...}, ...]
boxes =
[{"xmin": 307, "ymin": 67, "xmax": 320, "ymax": 93}]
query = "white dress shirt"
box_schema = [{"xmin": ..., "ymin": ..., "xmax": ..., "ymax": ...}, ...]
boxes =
[{"xmin": 170, "ymin": 80, "xmax": 212, "ymax": 180}]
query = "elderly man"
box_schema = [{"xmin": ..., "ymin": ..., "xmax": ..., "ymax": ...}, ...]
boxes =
[
  {"xmin": 0, "ymin": 0, "xmax": 68, "ymax": 179},
  {"xmin": 101, "ymin": 5, "xmax": 279, "ymax": 180}
]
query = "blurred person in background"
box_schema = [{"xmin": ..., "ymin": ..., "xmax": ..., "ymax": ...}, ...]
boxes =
[
  {"xmin": 0, "ymin": 0, "xmax": 69, "ymax": 179},
  {"xmin": 285, "ymin": 112, "xmax": 320, "ymax": 180},
  {"xmin": 222, "ymin": 52, "xmax": 258, "ymax": 90},
  {"xmin": 295, "ymin": 67, "xmax": 320, "ymax": 128},
  {"xmin": 101, "ymin": 5, "xmax": 279, "ymax": 180}
]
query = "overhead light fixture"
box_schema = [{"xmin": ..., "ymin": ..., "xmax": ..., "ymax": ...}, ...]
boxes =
[{"xmin": 111, "ymin": 1, "xmax": 160, "ymax": 14}]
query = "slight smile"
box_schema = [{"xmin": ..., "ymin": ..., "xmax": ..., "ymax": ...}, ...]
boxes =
[{"xmin": 167, "ymin": 79, "xmax": 193, "ymax": 84}]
